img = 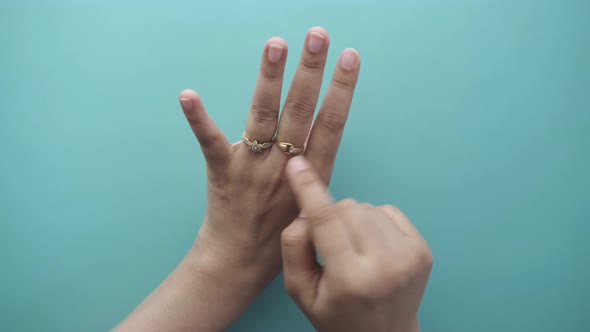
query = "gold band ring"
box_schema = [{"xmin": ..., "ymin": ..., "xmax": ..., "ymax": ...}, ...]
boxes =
[
  {"xmin": 242, "ymin": 132, "xmax": 275, "ymax": 153},
  {"xmin": 276, "ymin": 141, "xmax": 305, "ymax": 156}
]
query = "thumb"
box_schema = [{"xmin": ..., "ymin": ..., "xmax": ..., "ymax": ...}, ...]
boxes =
[{"xmin": 281, "ymin": 216, "xmax": 320, "ymax": 307}]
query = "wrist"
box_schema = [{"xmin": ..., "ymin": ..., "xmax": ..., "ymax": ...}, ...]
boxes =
[
  {"xmin": 114, "ymin": 225, "xmax": 276, "ymax": 332},
  {"xmin": 183, "ymin": 222, "xmax": 281, "ymax": 296}
]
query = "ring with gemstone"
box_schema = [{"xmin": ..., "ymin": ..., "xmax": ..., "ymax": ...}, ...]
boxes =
[
  {"xmin": 276, "ymin": 141, "xmax": 305, "ymax": 156},
  {"xmin": 242, "ymin": 132, "xmax": 275, "ymax": 153}
]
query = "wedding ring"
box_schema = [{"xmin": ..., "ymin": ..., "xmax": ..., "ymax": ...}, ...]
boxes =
[
  {"xmin": 242, "ymin": 132, "xmax": 275, "ymax": 153},
  {"xmin": 276, "ymin": 141, "xmax": 305, "ymax": 155}
]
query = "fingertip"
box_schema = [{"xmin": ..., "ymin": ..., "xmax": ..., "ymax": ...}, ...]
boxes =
[
  {"xmin": 286, "ymin": 156, "xmax": 308, "ymax": 176},
  {"xmin": 343, "ymin": 47, "xmax": 360, "ymax": 57},
  {"xmin": 179, "ymin": 89, "xmax": 204, "ymax": 113},
  {"xmin": 338, "ymin": 48, "xmax": 360, "ymax": 71},
  {"xmin": 265, "ymin": 37, "xmax": 288, "ymax": 64},
  {"xmin": 266, "ymin": 36, "xmax": 288, "ymax": 48},
  {"xmin": 179, "ymin": 89, "xmax": 200, "ymax": 100},
  {"xmin": 308, "ymin": 26, "xmax": 330, "ymax": 43}
]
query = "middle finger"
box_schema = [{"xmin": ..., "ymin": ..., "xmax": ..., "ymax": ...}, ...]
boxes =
[{"xmin": 273, "ymin": 27, "xmax": 330, "ymax": 156}]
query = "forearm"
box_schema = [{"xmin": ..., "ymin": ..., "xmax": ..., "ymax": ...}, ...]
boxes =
[{"xmin": 114, "ymin": 234, "xmax": 275, "ymax": 332}]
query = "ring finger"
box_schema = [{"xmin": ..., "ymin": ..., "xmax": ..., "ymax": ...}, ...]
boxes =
[{"xmin": 245, "ymin": 37, "xmax": 288, "ymax": 144}]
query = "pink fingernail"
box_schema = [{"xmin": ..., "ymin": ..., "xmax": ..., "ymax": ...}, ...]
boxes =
[
  {"xmin": 287, "ymin": 156, "xmax": 308, "ymax": 174},
  {"xmin": 179, "ymin": 97, "xmax": 192, "ymax": 109},
  {"xmin": 339, "ymin": 48, "xmax": 358, "ymax": 71},
  {"xmin": 307, "ymin": 32, "xmax": 325, "ymax": 54},
  {"xmin": 268, "ymin": 43, "xmax": 284, "ymax": 63}
]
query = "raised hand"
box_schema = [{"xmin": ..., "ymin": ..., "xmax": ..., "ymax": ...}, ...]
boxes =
[
  {"xmin": 179, "ymin": 27, "xmax": 360, "ymax": 285},
  {"xmin": 116, "ymin": 28, "xmax": 361, "ymax": 332},
  {"xmin": 281, "ymin": 157, "xmax": 433, "ymax": 332}
]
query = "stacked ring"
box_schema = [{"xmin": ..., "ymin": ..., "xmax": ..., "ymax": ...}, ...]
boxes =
[{"xmin": 242, "ymin": 132, "xmax": 275, "ymax": 153}]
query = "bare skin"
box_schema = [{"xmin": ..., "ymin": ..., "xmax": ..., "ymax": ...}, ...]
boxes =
[
  {"xmin": 281, "ymin": 157, "xmax": 433, "ymax": 332},
  {"xmin": 115, "ymin": 27, "xmax": 361, "ymax": 331}
]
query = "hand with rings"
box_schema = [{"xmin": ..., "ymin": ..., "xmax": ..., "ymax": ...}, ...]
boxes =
[
  {"xmin": 116, "ymin": 27, "xmax": 361, "ymax": 332},
  {"xmin": 179, "ymin": 29, "xmax": 359, "ymax": 279}
]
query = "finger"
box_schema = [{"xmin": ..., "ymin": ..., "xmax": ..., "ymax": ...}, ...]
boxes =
[
  {"xmin": 179, "ymin": 89, "xmax": 231, "ymax": 169},
  {"xmin": 379, "ymin": 205, "xmax": 421, "ymax": 237},
  {"xmin": 281, "ymin": 217, "xmax": 320, "ymax": 307},
  {"xmin": 274, "ymin": 27, "xmax": 330, "ymax": 153},
  {"xmin": 306, "ymin": 48, "xmax": 360, "ymax": 181},
  {"xmin": 286, "ymin": 156, "xmax": 352, "ymax": 259},
  {"xmin": 245, "ymin": 37, "xmax": 288, "ymax": 143}
]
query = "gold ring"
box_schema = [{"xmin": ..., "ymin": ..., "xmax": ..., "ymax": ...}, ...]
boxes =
[
  {"xmin": 276, "ymin": 141, "xmax": 305, "ymax": 155},
  {"xmin": 242, "ymin": 132, "xmax": 275, "ymax": 153}
]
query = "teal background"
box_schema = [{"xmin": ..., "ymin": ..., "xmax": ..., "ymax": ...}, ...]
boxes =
[{"xmin": 1, "ymin": 0, "xmax": 589, "ymax": 331}]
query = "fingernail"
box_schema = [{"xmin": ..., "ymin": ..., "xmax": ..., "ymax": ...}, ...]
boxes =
[
  {"xmin": 307, "ymin": 31, "xmax": 325, "ymax": 54},
  {"xmin": 179, "ymin": 97, "xmax": 192, "ymax": 109},
  {"xmin": 287, "ymin": 156, "xmax": 307, "ymax": 174},
  {"xmin": 339, "ymin": 48, "xmax": 358, "ymax": 71},
  {"xmin": 268, "ymin": 43, "xmax": 284, "ymax": 63}
]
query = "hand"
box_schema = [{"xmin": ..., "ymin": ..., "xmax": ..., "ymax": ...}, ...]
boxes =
[
  {"xmin": 281, "ymin": 157, "xmax": 433, "ymax": 332},
  {"xmin": 116, "ymin": 28, "xmax": 361, "ymax": 331},
  {"xmin": 180, "ymin": 27, "xmax": 360, "ymax": 287}
]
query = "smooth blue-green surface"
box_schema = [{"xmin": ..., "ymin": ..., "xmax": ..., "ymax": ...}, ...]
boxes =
[{"xmin": 1, "ymin": 1, "xmax": 589, "ymax": 331}]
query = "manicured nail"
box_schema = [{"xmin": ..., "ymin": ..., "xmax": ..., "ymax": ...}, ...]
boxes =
[
  {"xmin": 307, "ymin": 31, "xmax": 325, "ymax": 54},
  {"xmin": 339, "ymin": 48, "xmax": 358, "ymax": 71},
  {"xmin": 288, "ymin": 156, "xmax": 308, "ymax": 174},
  {"xmin": 268, "ymin": 43, "xmax": 284, "ymax": 63},
  {"xmin": 179, "ymin": 97, "xmax": 192, "ymax": 109}
]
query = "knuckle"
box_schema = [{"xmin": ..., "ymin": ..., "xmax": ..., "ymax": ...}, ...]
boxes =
[
  {"xmin": 309, "ymin": 204, "xmax": 336, "ymax": 227},
  {"xmin": 337, "ymin": 198, "xmax": 357, "ymax": 209},
  {"xmin": 250, "ymin": 103, "xmax": 278, "ymax": 125},
  {"xmin": 285, "ymin": 95, "xmax": 316, "ymax": 125},
  {"xmin": 280, "ymin": 230, "xmax": 304, "ymax": 249},
  {"xmin": 382, "ymin": 204, "xmax": 401, "ymax": 214},
  {"xmin": 381, "ymin": 259, "xmax": 403, "ymax": 280},
  {"xmin": 299, "ymin": 56, "xmax": 325, "ymax": 73},
  {"xmin": 316, "ymin": 108, "xmax": 348, "ymax": 134},
  {"xmin": 331, "ymin": 75, "xmax": 355, "ymax": 92},
  {"xmin": 359, "ymin": 202, "xmax": 373, "ymax": 209},
  {"xmin": 407, "ymin": 242, "xmax": 434, "ymax": 270},
  {"xmin": 418, "ymin": 243, "xmax": 434, "ymax": 268},
  {"xmin": 404, "ymin": 248, "xmax": 421, "ymax": 268},
  {"xmin": 381, "ymin": 274, "xmax": 407, "ymax": 295},
  {"xmin": 260, "ymin": 66, "xmax": 283, "ymax": 82}
]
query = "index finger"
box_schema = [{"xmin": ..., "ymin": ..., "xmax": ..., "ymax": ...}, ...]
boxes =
[{"xmin": 286, "ymin": 156, "xmax": 351, "ymax": 259}]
